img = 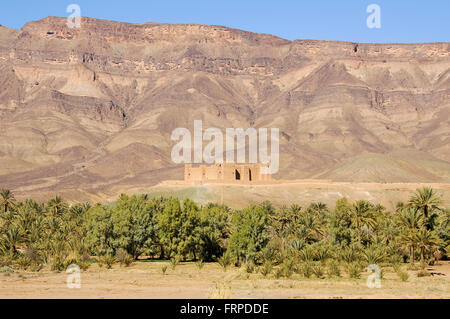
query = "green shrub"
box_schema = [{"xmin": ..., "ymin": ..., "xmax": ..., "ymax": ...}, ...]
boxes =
[
  {"xmin": 0, "ymin": 266, "xmax": 13, "ymax": 273},
  {"xmin": 77, "ymin": 261, "xmax": 90, "ymax": 271},
  {"xmin": 260, "ymin": 246, "xmax": 277, "ymax": 264},
  {"xmin": 64, "ymin": 257, "xmax": 79, "ymax": 269},
  {"xmin": 340, "ymin": 246, "xmax": 361, "ymax": 264},
  {"xmin": 312, "ymin": 263, "xmax": 325, "ymax": 278},
  {"xmin": 170, "ymin": 257, "xmax": 180, "ymax": 270},
  {"xmin": 300, "ymin": 262, "xmax": 313, "ymax": 278},
  {"xmin": 245, "ymin": 262, "xmax": 255, "ymax": 274},
  {"xmin": 346, "ymin": 262, "xmax": 362, "ymax": 279},
  {"xmin": 218, "ymin": 253, "xmax": 232, "ymax": 272},
  {"xmin": 16, "ymin": 255, "xmax": 32, "ymax": 270},
  {"xmin": 282, "ymin": 259, "xmax": 295, "ymax": 278},
  {"xmin": 24, "ymin": 246, "xmax": 43, "ymax": 266},
  {"xmin": 161, "ymin": 264, "xmax": 168, "ymax": 275},
  {"xmin": 29, "ymin": 263, "xmax": 43, "ymax": 272},
  {"xmin": 298, "ymin": 246, "xmax": 315, "ymax": 262},
  {"xmin": 0, "ymin": 256, "xmax": 13, "ymax": 267},
  {"xmin": 327, "ymin": 260, "xmax": 341, "ymax": 278},
  {"xmin": 314, "ymin": 244, "xmax": 332, "ymax": 264},
  {"xmin": 50, "ymin": 257, "xmax": 66, "ymax": 272},
  {"xmin": 116, "ymin": 249, "xmax": 133, "ymax": 267},
  {"xmin": 62, "ymin": 253, "xmax": 91, "ymax": 271},
  {"xmin": 260, "ymin": 261, "xmax": 273, "ymax": 277},
  {"xmin": 396, "ymin": 268, "xmax": 409, "ymax": 282},
  {"xmin": 387, "ymin": 254, "xmax": 403, "ymax": 265},
  {"xmin": 274, "ymin": 267, "xmax": 284, "ymax": 279},
  {"xmin": 363, "ymin": 246, "xmax": 386, "ymax": 265},
  {"xmin": 99, "ymin": 254, "xmax": 115, "ymax": 269},
  {"xmin": 196, "ymin": 259, "xmax": 204, "ymax": 270}
]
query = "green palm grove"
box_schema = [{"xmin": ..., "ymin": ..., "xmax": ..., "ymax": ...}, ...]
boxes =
[{"xmin": 0, "ymin": 186, "xmax": 448, "ymax": 276}]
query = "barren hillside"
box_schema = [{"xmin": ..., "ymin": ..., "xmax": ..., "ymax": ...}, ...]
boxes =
[{"xmin": 0, "ymin": 17, "xmax": 449, "ymax": 201}]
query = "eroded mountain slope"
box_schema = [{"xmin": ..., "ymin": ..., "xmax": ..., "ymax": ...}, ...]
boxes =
[{"xmin": 0, "ymin": 17, "xmax": 448, "ymax": 200}]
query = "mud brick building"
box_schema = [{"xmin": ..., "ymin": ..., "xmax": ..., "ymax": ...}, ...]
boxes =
[{"xmin": 184, "ymin": 163, "xmax": 273, "ymax": 183}]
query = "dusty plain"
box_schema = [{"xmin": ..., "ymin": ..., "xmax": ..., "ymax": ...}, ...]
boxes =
[{"xmin": 0, "ymin": 261, "xmax": 449, "ymax": 299}]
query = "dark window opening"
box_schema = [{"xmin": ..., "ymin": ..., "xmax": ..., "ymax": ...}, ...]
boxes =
[
  {"xmin": 249, "ymin": 169, "xmax": 252, "ymax": 181},
  {"xmin": 235, "ymin": 169, "xmax": 241, "ymax": 180}
]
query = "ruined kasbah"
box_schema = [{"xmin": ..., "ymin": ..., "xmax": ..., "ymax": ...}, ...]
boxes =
[
  {"xmin": 185, "ymin": 163, "xmax": 273, "ymax": 184},
  {"xmin": 161, "ymin": 163, "xmax": 332, "ymax": 185}
]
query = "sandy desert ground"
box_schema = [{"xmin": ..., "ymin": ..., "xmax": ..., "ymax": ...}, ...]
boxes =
[
  {"xmin": 127, "ymin": 181, "xmax": 450, "ymax": 210},
  {"xmin": 0, "ymin": 261, "xmax": 448, "ymax": 299}
]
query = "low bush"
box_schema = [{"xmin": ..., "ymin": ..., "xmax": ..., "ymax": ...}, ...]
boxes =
[
  {"xmin": 346, "ymin": 262, "xmax": 363, "ymax": 279},
  {"xmin": 300, "ymin": 262, "xmax": 313, "ymax": 278},
  {"xmin": 396, "ymin": 269, "xmax": 409, "ymax": 281},
  {"xmin": 161, "ymin": 264, "xmax": 168, "ymax": 275},
  {"xmin": 417, "ymin": 270, "xmax": 431, "ymax": 277},
  {"xmin": 274, "ymin": 267, "xmax": 284, "ymax": 279},
  {"xmin": 116, "ymin": 249, "xmax": 133, "ymax": 267},
  {"xmin": 327, "ymin": 260, "xmax": 341, "ymax": 278},
  {"xmin": 260, "ymin": 261, "xmax": 273, "ymax": 277},
  {"xmin": 16, "ymin": 255, "xmax": 32, "ymax": 270},
  {"xmin": 196, "ymin": 259, "xmax": 204, "ymax": 270},
  {"xmin": 169, "ymin": 257, "xmax": 180, "ymax": 270},
  {"xmin": 98, "ymin": 254, "xmax": 115, "ymax": 269},
  {"xmin": 0, "ymin": 266, "xmax": 13, "ymax": 273},
  {"xmin": 245, "ymin": 262, "xmax": 255, "ymax": 274},
  {"xmin": 218, "ymin": 254, "xmax": 232, "ymax": 272},
  {"xmin": 312, "ymin": 263, "xmax": 325, "ymax": 279},
  {"xmin": 50, "ymin": 256, "xmax": 66, "ymax": 272}
]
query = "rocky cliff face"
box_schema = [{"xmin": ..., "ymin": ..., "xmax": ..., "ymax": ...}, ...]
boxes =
[{"xmin": 0, "ymin": 17, "xmax": 449, "ymax": 201}]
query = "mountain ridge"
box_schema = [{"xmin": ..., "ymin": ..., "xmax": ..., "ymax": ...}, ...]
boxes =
[{"xmin": 0, "ymin": 16, "xmax": 448, "ymax": 201}]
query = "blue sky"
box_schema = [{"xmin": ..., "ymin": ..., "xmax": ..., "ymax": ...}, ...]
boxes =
[{"xmin": 0, "ymin": 0, "xmax": 448, "ymax": 43}]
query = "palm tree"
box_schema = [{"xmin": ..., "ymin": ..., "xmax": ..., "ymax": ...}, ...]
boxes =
[
  {"xmin": 373, "ymin": 204, "xmax": 385, "ymax": 215},
  {"xmin": 399, "ymin": 230, "xmax": 418, "ymax": 266},
  {"xmin": 289, "ymin": 204, "xmax": 302, "ymax": 215},
  {"xmin": 270, "ymin": 206, "xmax": 289, "ymax": 239},
  {"xmin": 3, "ymin": 226, "xmax": 21, "ymax": 256},
  {"xmin": 363, "ymin": 245, "xmax": 386, "ymax": 265},
  {"xmin": 288, "ymin": 204, "xmax": 302, "ymax": 224},
  {"xmin": 68, "ymin": 202, "xmax": 91, "ymax": 220},
  {"xmin": 351, "ymin": 200, "xmax": 376, "ymax": 245},
  {"xmin": 46, "ymin": 196, "xmax": 67, "ymax": 216},
  {"xmin": 307, "ymin": 202, "xmax": 328, "ymax": 215},
  {"xmin": 397, "ymin": 207, "xmax": 423, "ymax": 229},
  {"xmin": 397, "ymin": 208, "xmax": 423, "ymax": 265},
  {"xmin": 415, "ymin": 228, "xmax": 441, "ymax": 269},
  {"xmin": 408, "ymin": 187, "xmax": 442, "ymax": 229},
  {"xmin": 301, "ymin": 214, "xmax": 324, "ymax": 241},
  {"xmin": 0, "ymin": 189, "xmax": 15, "ymax": 214},
  {"xmin": 395, "ymin": 202, "xmax": 405, "ymax": 213}
]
